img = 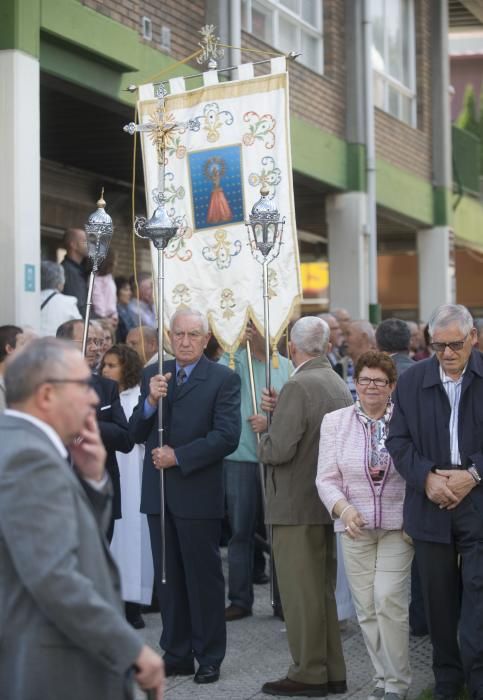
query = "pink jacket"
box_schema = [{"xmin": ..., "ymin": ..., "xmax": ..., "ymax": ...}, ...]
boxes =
[
  {"xmin": 316, "ymin": 405, "xmax": 406, "ymax": 532},
  {"xmin": 92, "ymin": 274, "xmax": 117, "ymax": 319}
]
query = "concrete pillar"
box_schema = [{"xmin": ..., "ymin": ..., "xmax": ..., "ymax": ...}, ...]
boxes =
[
  {"xmin": 0, "ymin": 49, "xmax": 40, "ymax": 330},
  {"xmin": 417, "ymin": 226, "xmax": 455, "ymax": 322},
  {"xmin": 327, "ymin": 192, "xmax": 369, "ymax": 319}
]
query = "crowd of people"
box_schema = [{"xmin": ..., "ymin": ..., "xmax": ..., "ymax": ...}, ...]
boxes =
[{"xmin": 1, "ymin": 229, "xmax": 483, "ymax": 700}]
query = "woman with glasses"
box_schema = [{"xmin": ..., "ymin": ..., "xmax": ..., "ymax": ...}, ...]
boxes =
[{"xmin": 316, "ymin": 351, "xmax": 413, "ymax": 700}]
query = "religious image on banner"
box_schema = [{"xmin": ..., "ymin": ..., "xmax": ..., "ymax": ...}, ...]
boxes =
[
  {"xmin": 137, "ymin": 61, "xmax": 302, "ymax": 354},
  {"xmin": 188, "ymin": 145, "xmax": 244, "ymax": 230}
]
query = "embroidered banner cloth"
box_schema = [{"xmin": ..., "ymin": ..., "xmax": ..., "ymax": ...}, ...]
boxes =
[{"xmin": 137, "ymin": 66, "xmax": 301, "ymax": 352}]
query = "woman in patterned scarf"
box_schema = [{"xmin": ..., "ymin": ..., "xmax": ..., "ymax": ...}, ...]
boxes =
[{"xmin": 316, "ymin": 351, "xmax": 413, "ymax": 700}]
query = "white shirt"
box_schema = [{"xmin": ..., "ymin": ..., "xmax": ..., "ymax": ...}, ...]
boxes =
[
  {"xmin": 439, "ymin": 365, "xmax": 466, "ymax": 465},
  {"xmin": 4, "ymin": 409, "xmax": 107, "ymax": 490},
  {"xmin": 40, "ymin": 289, "xmax": 81, "ymax": 337}
]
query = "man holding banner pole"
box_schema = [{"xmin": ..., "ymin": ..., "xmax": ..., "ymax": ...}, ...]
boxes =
[
  {"xmin": 129, "ymin": 308, "xmax": 241, "ymax": 685},
  {"xmin": 220, "ymin": 320, "xmax": 292, "ymax": 622}
]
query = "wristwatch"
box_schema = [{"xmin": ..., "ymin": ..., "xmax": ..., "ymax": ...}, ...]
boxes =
[{"xmin": 468, "ymin": 464, "xmax": 482, "ymax": 485}]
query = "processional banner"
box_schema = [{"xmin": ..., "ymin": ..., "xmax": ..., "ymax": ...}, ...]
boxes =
[{"xmin": 137, "ymin": 61, "xmax": 302, "ymax": 353}]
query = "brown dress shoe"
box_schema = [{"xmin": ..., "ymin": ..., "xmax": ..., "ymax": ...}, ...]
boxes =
[
  {"xmin": 225, "ymin": 604, "xmax": 252, "ymax": 621},
  {"xmin": 262, "ymin": 677, "xmax": 329, "ymax": 697}
]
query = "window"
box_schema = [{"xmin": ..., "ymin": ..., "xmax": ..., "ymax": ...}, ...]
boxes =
[
  {"xmin": 242, "ymin": 0, "xmax": 323, "ymax": 74},
  {"xmin": 371, "ymin": 0, "xmax": 416, "ymax": 126}
]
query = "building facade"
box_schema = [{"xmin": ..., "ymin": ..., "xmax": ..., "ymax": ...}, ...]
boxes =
[{"xmin": 1, "ymin": 0, "xmax": 483, "ymax": 329}]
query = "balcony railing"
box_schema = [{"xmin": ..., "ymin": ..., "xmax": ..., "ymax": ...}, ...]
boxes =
[{"xmin": 452, "ymin": 125, "xmax": 480, "ymax": 198}]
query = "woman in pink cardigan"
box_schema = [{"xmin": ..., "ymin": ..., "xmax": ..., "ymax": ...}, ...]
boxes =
[{"xmin": 316, "ymin": 351, "xmax": 413, "ymax": 700}]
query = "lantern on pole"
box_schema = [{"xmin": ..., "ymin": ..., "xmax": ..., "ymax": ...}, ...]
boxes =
[{"xmin": 82, "ymin": 190, "xmax": 113, "ymax": 356}]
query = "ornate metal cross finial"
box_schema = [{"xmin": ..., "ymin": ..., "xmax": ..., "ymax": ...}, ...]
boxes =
[{"xmin": 196, "ymin": 24, "xmax": 224, "ymax": 69}]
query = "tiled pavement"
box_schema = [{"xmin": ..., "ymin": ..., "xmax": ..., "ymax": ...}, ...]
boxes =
[{"xmin": 136, "ymin": 551, "xmax": 433, "ymax": 700}]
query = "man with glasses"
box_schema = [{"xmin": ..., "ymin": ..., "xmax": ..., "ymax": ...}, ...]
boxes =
[
  {"xmin": 0, "ymin": 337, "xmax": 164, "ymax": 699},
  {"xmin": 387, "ymin": 304, "xmax": 483, "ymax": 700},
  {"xmin": 56, "ymin": 320, "xmax": 133, "ymax": 541}
]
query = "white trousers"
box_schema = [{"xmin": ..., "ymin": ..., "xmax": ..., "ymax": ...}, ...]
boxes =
[{"xmin": 341, "ymin": 529, "xmax": 413, "ymax": 696}]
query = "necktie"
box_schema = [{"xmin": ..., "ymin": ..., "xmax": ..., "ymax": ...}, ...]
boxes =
[{"xmin": 177, "ymin": 367, "xmax": 187, "ymax": 386}]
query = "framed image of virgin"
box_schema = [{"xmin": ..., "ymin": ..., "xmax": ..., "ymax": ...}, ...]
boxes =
[{"xmin": 188, "ymin": 145, "xmax": 244, "ymax": 231}]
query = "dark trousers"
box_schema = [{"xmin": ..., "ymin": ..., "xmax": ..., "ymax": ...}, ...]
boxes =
[
  {"xmin": 414, "ymin": 495, "xmax": 483, "ymax": 699},
  {"xmin": 148, "ymin": 511, "xmax": 226, "ymax": 667}
]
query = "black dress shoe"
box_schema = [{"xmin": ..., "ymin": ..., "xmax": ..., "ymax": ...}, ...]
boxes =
[
  {"xmin": 262, "ymin": 677, "xmax": 328, "ymax": 696},
  {"xmin": 253, "ymin": 571, "xmax": 270, "ymax": 585},
  {"xmin": 225, "ymin": 604, "xmax": 252, "ymax": 621},
  {"xmin": 194, "ymin": 665, "xmax": 220, "ymax": 684},
  {"xmin": 164, "ymin": 660, "xmax": 195, "ymax": 677},
  {"xmin": 328, "ymin": 680, "xmax": 347, "ymax": 694}
]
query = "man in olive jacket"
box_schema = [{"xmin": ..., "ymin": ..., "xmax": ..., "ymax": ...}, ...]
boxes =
[{"xmin": 258, "ymin": 316, "xmax": 353, "ymax": 697}]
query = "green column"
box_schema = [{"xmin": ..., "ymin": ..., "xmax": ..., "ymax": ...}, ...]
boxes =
[{"xmin": 0, "ymin": 0, "xmax": 40, "ymax": 56}]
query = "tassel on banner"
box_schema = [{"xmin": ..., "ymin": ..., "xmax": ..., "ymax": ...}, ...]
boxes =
[{"xmin": 272, "ymin": 343, "xmax": 279, "ymax": 369}]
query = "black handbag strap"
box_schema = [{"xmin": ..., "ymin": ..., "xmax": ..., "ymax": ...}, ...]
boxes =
[{"xmin": 40, "ymin": 291, "xmax": 58, "ymax": 310}]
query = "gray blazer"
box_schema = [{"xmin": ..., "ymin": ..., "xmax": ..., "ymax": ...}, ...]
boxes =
[
  {"xmin": 258, "ymin": 355, "xmax": 353, "ymax": 525},
  {"xmin": 0, "ymin": 414, "xmax": 143, "ymax": 700}
]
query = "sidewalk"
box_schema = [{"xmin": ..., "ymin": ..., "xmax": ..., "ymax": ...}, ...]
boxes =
[{"xmin": 136, "ymin": 553, "xmax": 433, "ymax": 700}]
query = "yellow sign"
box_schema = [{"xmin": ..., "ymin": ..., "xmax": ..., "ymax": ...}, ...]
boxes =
[{"xmin": 300, "ymin": 261, "xmax": 329, "ymax": 299}]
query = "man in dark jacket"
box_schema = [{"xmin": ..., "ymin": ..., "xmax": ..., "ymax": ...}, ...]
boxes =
[
  {"xmin": 375, "ymin": 318, "xmax": 415, "ymax": 377},
  {"xmin": 129, "ymin": 308, "xmax": 241, "ymax": 685},
  {"xmin": 61, "ymin": 228, "xmax": 88, "ymax": 317},
  {"xmin": 387, "ymin": 304, "xmax": 483, "ymax": 700}
]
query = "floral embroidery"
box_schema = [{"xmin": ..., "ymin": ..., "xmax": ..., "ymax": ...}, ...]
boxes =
[
  {"xmin": 242, "ymin": 111, "xmax": 276, "ymax": 149},
  {"xmin": 191, "ymin": 103, "xmax": 234, "ymax": 143},
  {"xmin": 220, "ymin": 289, "xmax": 236, "ymax": 319},
  {"xmin": 164, "ymin": 172, "xmax": 185, "ymax": 205},
  {"xmin": 172, "ymin": 283, "xmax": 191, "ymax": 306},
  {"xmin": 202, "ymin": 229, "xmax": 242, "ymax": 269},
  {"xmin": 268, "ymin": 268, "xmax": 278, "ymax": 299},
  {"xmin": 248, "ymin": 156, "xmax": 282, "ymax": 197},
  {"xmin": 164, "ymin": 219, "xmax": 193, "ymax": 262}
]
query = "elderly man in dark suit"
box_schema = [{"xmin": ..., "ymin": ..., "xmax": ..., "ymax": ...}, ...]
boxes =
[
  {"xmin": 130, "ymin": 308, "xmax": 241, "ymax": 684},
  {"xmin": 0, "ymin": 337, "xmax": 163, "ymax": 700},
  {"xmin": 388, "ymin": 304, "xmax": 483, "ymax": 700}
]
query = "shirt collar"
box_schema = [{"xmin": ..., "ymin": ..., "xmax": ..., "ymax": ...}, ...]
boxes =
[
  {"xmin": 4, "ymin": 409, "xmax": 68, "ymax": 458},
  {"xmin": 175, "ymin": 357, "xmax": 201, "ymax": 381},
  {"xmin": 439, "ymin": 363, "xmax": 467, "ymax": 386}
]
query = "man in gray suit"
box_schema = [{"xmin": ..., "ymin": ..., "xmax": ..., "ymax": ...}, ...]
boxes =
[
  {"xmin": 0, "ymin": 337, "xmax": 164, "ymax": 700},
  {"xmin": 258, "ymin": 317, "xmax": 353, "ymax": 697}
]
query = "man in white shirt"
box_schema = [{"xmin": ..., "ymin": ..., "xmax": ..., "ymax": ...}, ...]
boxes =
[{"xmin": 0, "ymin": 337, "xmax": 163, "ymax": 700}]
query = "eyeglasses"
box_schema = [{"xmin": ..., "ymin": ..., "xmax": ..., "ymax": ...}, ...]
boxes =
[
  {"xmin": 72, "ymin": 338, "xmax": 103, "ymax": 348},
  {"xmin": 356, "ymin": 377, "xmax": 390, "ymax": 387},
  {"xmin": 44, "ymin": 377, "xmax": 96, "ymax": 390},
  {"xmin": 429, "ymin": 336, "xmax": 468, "ymax": 353}
]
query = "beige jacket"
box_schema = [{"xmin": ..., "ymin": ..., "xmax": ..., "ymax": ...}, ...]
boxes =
[{"xmin": 258, "ymin": 355, "xmax": 353, "ymax": 525}]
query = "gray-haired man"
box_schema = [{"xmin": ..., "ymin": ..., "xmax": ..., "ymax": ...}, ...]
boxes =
[
  {"xmin": 0, "ymin": 337, "xmax": 163, "ymax": 700},
  {"xmin": 388, "ymin": 304, "xmax": 483, "ymax": 700},
  {"xmin": 258, "ymin": 317, "xmax": 353, "ymax": 697}
]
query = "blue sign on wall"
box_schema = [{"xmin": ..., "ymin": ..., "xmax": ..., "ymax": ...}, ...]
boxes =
[{"xmin": 24, "ymin": 264, "xmax": 35, "ymax": 292}]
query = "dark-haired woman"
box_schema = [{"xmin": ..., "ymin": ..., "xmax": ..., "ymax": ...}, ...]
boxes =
[
  {"xmin": 316, "ymin": 351, "xmax": 413, "ymax": 700},
  {"xmin": 101, "ymin": 344, "xmax": 154, "ymax": 629}
]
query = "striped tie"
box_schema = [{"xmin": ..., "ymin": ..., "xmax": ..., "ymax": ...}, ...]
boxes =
[{"xmin": 177, "ymin": 367, "xmax": 187, "ymax": 386}]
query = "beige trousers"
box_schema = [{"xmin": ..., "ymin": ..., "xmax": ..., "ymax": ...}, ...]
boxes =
[
  {"xmin": 273, "ymin": 524, "xmax": 346, "ymax": 685},
  {"xmin": 341, "ymin": 529, "xmax": 413, "ymax": 696}
]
